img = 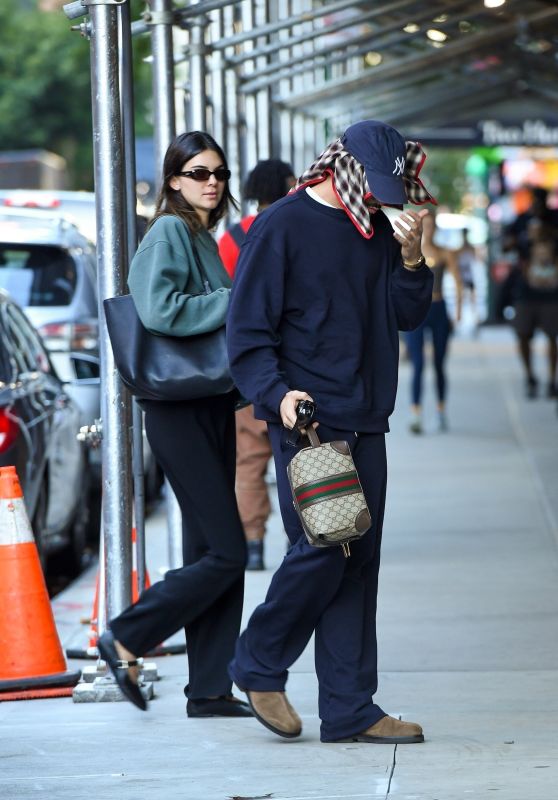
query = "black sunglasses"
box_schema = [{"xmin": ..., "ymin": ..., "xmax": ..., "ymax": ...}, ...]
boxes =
[{"xmin": 176, "ymin": 167, "xmax": 231, "ymax": 182}]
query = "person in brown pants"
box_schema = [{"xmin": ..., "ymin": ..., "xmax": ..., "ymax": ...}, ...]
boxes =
[
  {"xmin": 234, "ymin": 407, "xmax": 273, "ymax": 568},
  {"xmin": 219, "ymin": 159, "xmax": 295, "ymax": 569}
]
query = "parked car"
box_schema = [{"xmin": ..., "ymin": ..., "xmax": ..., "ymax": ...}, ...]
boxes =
[
  {"xmin": 0, "ymin": 189, "xmax": 97, "ymax": 242},
  {"xmin": 0, "ymin": 205, "xmax": 163, "ymax": 508},
  {"xmin": 0, "ymin": 290, "xmax": 95, "ymax": 573},
  {"xmin": 0, "ymin": 207, "xmax": 99, "ymax": 423}
]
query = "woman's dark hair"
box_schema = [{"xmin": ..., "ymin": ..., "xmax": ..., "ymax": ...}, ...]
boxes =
[
  {"xmin": 243, "ymin": 159, "xmax": 295, "ymax": 207},
  {"xmin": 152, "ymin": 131, "xmax": 238, "ymax": 234}
]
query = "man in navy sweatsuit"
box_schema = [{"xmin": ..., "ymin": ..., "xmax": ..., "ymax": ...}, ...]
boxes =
[{"xmin": 226, "ymin": 120, "xmax": 435, "ymax": 744}]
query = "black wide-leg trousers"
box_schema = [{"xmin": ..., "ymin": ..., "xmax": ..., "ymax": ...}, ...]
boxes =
[{"xmin": 110, "ymin": 394, "xmax": 247, "ymax": 699}]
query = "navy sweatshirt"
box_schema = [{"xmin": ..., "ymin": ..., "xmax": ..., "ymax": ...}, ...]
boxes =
[{"xmin": 226, "ymin": 189, "xmax": 433, "ymax": 433}]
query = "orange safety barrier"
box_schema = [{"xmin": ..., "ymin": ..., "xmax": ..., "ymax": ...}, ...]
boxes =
[
  {"xmin": 86, "ymin": 527, "xmax": 151, "ymax": 651},
  {"xmin": 0, "ymin": 466, "xmax": 80, "ymax": 699}
]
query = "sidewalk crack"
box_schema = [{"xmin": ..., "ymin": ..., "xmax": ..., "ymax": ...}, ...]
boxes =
[{"xmin": 385, "ymin": 743, "xmax": 397, "ymax": 797}]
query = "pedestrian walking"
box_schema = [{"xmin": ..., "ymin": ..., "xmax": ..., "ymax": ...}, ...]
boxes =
[
  {"xmin": 456, "ymin": 226, "xmax": 480, "ymax": 331},
  {"xmin": 226, "ymin": 120, "xmax": 435, "ymax": 744},
  {"xmin": 218, "ymin": 160, "xmax": 296, "ymax": 570},
  {"xmin": 98, "ymin": 131, "xmax": 251, "ymax": 719},
  {"xmin": 405, "ymin": 213, "xmax": 463, "ymax": 434},
  {"xmin": 218, "ymin": 159, "xmax": 296, "ymax": 277},
  {"xmin": 503, "ymin": 188, "xmax": 558, "ymax": 399}
]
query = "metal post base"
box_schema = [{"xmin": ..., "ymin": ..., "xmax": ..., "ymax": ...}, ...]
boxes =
[
  {"xmin": 80, "ymin": 662, "xmax": 159, "ymax": 683},
  {"xmin": 66, "ymin": 638, "xmax": 185, "ymax": 660},
  {"xmin": 72, "ymin": 676, "xmax": 154, "ymax": 703}
]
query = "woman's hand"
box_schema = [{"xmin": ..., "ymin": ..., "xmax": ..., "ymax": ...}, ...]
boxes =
[
  {"xmin": 280, "ymin": 390, "xmax": 314, "ymax": 430},
  {"xmin": 393, "ymin": 209, "xmax": 429, "ymax": 263}
]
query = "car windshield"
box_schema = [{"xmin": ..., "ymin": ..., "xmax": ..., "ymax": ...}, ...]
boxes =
[{"xmin": 0, "ymin": 244, "xmax": 76, "ymax": 307}]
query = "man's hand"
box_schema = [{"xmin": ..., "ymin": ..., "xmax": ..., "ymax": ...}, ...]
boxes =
[
  {"xmin": 393, "ymin": 209, "xmax": 429, "ymax": 263},
  {"xmin": 280, "ymin": 389, "xmax": 314, "ymax": 430}
]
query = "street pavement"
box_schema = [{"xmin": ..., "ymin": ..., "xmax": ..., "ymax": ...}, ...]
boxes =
[{"xmin": 1, "ymin": 324, "xmax": 557, "ymax": 800}]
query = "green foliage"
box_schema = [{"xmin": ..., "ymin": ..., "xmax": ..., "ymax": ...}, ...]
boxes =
[
  {"xmin": 418, "ymin": 148, "xmax": 471, "ymax": 211},
  {"xmin": 0, "ymin": 0, "xmax": 153, "ymax": 189},
  {"xmin": 0, "ymin": 0, "xmax": 91, "ymax": 185}
]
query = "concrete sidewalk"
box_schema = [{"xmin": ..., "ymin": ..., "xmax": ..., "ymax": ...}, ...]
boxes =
[{"xmin": 1, "ymin": 326, "xmax": 557, "ymax": 800}]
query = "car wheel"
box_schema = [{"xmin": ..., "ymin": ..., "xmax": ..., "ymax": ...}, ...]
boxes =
[
  {"xmin": 31, "ymin": 479, "xmax": 49, "ymax": 575},
  {"xmin": 57, "ymin": 466, "xmax": 93, "ymax": 576}
]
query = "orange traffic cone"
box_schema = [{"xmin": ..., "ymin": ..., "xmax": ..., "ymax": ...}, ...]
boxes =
[
  {"xmin": 0, "ymin": 466, "xmax": 81, "ymax": 700},
  {"xmin": 131, "ymin": 526, "xmax": 152, "ymax": 602}
]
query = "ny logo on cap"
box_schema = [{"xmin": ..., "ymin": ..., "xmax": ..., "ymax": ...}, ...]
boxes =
[{"xmin": 393, "ymin": 157, "xmax": 405, "ymax": 176}]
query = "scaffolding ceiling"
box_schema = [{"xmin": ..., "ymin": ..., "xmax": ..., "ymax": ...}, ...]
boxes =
[{"xmin": 189, "ymin": 0, "xmax": 558, "ymax": 132}]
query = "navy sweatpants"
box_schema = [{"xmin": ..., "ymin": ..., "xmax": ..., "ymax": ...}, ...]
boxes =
[{"xmin": 229, "ymin": 422, "xmax": 388, "ymax": 742}]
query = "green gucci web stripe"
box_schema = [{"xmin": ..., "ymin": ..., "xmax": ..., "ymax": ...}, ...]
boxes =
[
  {"xmin": 294, "ymin": 471, "xmax": 357, "ymax": 497},
  {"xmin": 298, "ymin": 484, "xmax": 360, "ymax": 510},
  {"xmin": 295, "ymin": 471, "xmax": 359, "ymax": 509}
]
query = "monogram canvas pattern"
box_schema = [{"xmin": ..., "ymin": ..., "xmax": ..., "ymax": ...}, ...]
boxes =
[
  {"xmin": 289, "ymin": 441, "xmax": 353, "ymax": 485},
  {"xmin": 288, "ymin": 441, "xmax": 371, "ymax": 548},
  {"xmin": 301, "ymin": 493, "xmax": 368, "ymax": 545}
]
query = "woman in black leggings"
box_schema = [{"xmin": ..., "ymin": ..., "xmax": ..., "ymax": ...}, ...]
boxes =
[
  {"xmin": 98, "ymin": 132, "xmax": 250, "ymax": 718},
  {"xmin": 405, "ymin": 214, "xmax": 462, "ymax": 434}
]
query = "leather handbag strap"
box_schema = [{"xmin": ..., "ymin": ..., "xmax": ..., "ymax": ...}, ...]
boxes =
[
  {"xmin": 183, "ymin": 222, "xmax": 212, "ymax": 296},
  {"xmin": 306, "ymin": 427, "xmax": 321, "ymax": 448}
]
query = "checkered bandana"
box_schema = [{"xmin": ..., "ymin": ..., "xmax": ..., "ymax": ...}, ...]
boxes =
[{"xmin": 293, "ymin": 138, "xmax": 437, "ymax": 238}]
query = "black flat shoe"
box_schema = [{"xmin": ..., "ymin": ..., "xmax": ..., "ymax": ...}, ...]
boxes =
[
  {"xmin": 97, "ymin": 630, "xmax": 148, "ymax": 711},
  {"xmin": 186, "ymin": 695, "xmax": 253, "ymax": 718}
]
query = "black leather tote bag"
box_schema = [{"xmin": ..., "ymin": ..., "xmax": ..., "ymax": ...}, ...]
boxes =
[{"xmin": 103, "ymin": 228, "xmax": 234, "ymax": 402}]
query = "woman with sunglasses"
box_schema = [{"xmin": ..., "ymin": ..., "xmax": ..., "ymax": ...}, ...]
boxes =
[{"xmin": 98, "ymin": 131, "xmax": 251, "ymax": 719}]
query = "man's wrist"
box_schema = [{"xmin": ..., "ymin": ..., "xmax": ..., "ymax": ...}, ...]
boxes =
[{"xmin": 402, "ymin": 254, "xmax": 425, "ymax": 271}]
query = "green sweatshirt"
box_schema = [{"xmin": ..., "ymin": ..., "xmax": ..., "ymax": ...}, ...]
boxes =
[{"xmin": 127, "ymin": 214, "xmax": 232, "ymax": 337}]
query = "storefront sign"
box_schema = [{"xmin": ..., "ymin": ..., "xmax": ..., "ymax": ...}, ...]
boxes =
[
  {"xmin": 480, "ymin": 120, "xmax": 558, "ymax": 146},
  {"xmin": 405, "ymin": 120, "xmax": 558, "ymax": 147}
]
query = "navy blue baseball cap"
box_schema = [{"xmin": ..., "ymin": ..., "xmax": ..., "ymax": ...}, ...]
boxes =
[{"xmin": 341, "ymin": 120, "xmax": 407, "ymax": 206}]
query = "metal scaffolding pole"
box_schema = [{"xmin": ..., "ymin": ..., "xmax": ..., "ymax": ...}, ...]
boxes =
[
  {"xmin": 118, "ymin": 2, "xmax": 147, "ymax": 595},
  {"xmin": 276, "ymin": 3, "xmax": 557, "ymax": 114},
  {"xmin": 301, "ymin": 0, "xmax": 316, "ymax": 167},
  {"xmin": 221, "ymin": 2, "xmax": 246, "ymax": 212},
  {"xmin": 179, "ymin": 0, "xmax": 235, "ymax": 17},
  {"xmin": 238, "ymin": 0, "xmax": 480, "ymax": 93},
  {"xmin": 208, "ymin": 0, "xmax": 361, "ymax": 51},
  {"xmin": 289, "ymin": 0, "xmax": 305, "ymax": 175},
  {"xmin": 255, "ymin": 0, "xmax": 271, "ymax": 160},
  {"xmin": 284, "ymin": 0, "xmax": 295, "ymax": 171},
  {"xmin": 188, "ymin": 2, "xmax": 208, "ymax": 130},
  {"xmin": 241, "ymin": 0, "xmax": 258, "ymax": 176},
  {"xmin": 165, "ymin": 485, "xmax": 183, "ymax": 570},
  {"xmin": 89, "ymin": 1, "xmax": 133, "ymax": 619},
  {"xmin": 150, "ymin": 0, "xmax": 176, "ymax": 176},
  {"xmin": 226, "ymin": 0, "xmax": 419, "ymax": 65},
  {"xmin": 268, "ymin": 0, "xmax": 283, "ymax": 158},
  {"xmin": 149, "ymin": 0, "xmax": 182, "ymax": 568},
  {"xmin": 223, "ymin": 3, "xmax": 242, "ymax": 212},
  {"xmin": 209, "ymin": 7, "xmax": 227, "ymax": 146}
]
